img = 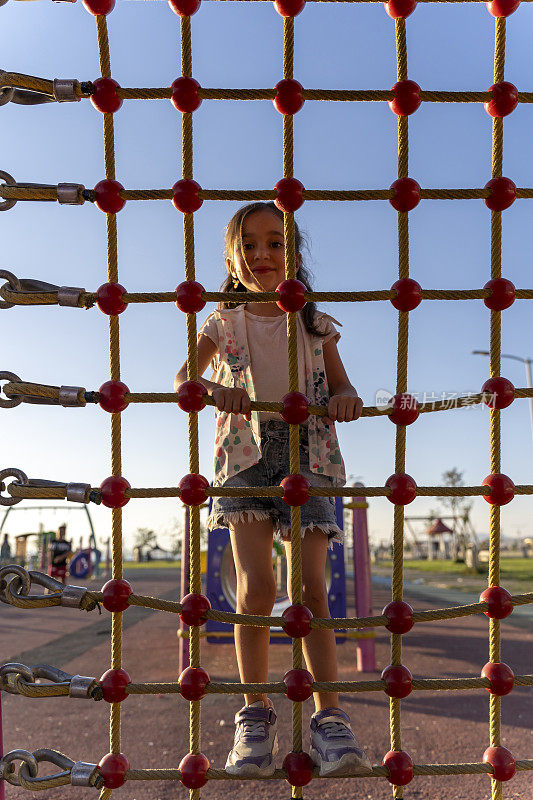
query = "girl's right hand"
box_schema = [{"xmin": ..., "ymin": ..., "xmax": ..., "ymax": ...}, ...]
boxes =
[{"xmin": 210, "ymin": 386, "xmax": 252, "ymax": 420}]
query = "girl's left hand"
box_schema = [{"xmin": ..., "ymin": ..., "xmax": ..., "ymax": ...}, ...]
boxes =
[{"xmin": 326, "ymin": 394, "xmax": 363, "ymax": 423}]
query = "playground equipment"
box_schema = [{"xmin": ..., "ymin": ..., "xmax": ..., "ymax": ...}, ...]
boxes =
[
  {"xmin": 403, "ymin": 513, "xmax": 480, "ymax": 561},
  {"xmin": 204, "ymin": 497, "xmax": 348, "ymax": 642},
  {"xmin": 1, "ymin": 0, "xmax": 533, "ymax": 798},
  {"xmin": 0, "ymin": 503, "xmax": 101, "ymax": 577}
]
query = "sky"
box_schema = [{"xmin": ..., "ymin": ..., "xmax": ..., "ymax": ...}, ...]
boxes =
[{"xmin": 1, "ymin": 0, "xmax": 533, "ymax": 557}]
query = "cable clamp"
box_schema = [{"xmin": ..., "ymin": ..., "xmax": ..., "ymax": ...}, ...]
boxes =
[
  {"xmin": 71, "ymin": 761, "xmax": 102, "ymax": 787},
  {"xmin": 53, "ymin": 79, "xmax": 81, "ymax": 103},
  {"xmin": 60, "ymin": 585, "xmax": 88, "ymax": 607},
  {"xmin": 57, "ymin": 183, "xmax": 85, "ymax": 204},
  {"xmin": 59, "ymin": 386, "xmax": 86, "ymax": 407}
]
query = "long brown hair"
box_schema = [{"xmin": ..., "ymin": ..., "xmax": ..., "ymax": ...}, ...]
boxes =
[{"xmin": 220, "ymin": 201, "xmax": 322, "ymax": 337}]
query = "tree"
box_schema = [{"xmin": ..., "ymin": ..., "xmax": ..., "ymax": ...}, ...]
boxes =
[
  {"xmin": 134, "ymin": 528, "xmax": 157, "ymax": 550},
  {"xmin": 438, "ymin": 468, "xmax": 472, "ymax": 522}
]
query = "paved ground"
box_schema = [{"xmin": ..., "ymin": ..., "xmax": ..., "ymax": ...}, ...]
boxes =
[{"xmin": 2, "ymin": 567, "xmax": 532, "ymax": 800}]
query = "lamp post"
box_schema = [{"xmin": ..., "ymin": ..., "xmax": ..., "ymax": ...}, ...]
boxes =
[{"xmin": 472, "ymin": 349, "xmax": 533, "ymax": 440}]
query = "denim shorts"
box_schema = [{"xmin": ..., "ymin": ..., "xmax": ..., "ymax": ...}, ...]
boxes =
[{"xmin": 207, "ymin": 420, "xmax": 342, "ymax": 548}]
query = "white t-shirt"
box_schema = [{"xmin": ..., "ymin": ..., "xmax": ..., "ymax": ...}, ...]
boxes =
[{"xmin": 200, "ymin": 309, "xmax": 340, "ymax": 420}]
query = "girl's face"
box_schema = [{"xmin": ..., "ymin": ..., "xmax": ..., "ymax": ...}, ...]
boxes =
[{"xmin": 226, "ymin": 209, "xmax": 301, "ymax": 293}]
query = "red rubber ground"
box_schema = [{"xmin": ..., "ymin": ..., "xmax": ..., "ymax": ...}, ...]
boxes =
[{"xmin": 3, "ymin": 569, "xmax": 532, "ymax": 799}]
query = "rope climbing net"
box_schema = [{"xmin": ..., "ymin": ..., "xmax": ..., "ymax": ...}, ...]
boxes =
[{"xmin": 1, "ymin": 0, "xmax": 533, "ymax": 798}]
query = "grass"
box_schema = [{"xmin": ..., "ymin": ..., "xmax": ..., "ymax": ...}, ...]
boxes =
[
  {"xmin": 124, "ymin": 560, "xmax": 180, "ymax": 569},
  {"xmin": 378, "ymin": 558, "xmax": 533, "ymax": 582}
]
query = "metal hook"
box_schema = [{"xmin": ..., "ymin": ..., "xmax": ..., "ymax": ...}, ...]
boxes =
[
  {"xmin": 0, "ymin": 467, "xmax": 28, "ymax": 506},
  {"xmin": 0, "ymin": 371, "xmax": 22, "ymax": 408},
  {"xmin": 0, "ymin": 170, "xmax": 16, "ymax": 211}
]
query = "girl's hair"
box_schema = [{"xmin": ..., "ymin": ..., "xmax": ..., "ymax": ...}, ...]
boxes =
[{"xmin": 220, "ymin": 201, "xmax": 322, "ymax": 337}]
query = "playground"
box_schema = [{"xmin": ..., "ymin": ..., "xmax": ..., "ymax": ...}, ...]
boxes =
[
  {"xmin": 3, "ymin": 567, "xmax": 533, "ymax": 800},
  {"xmin": 1, "ymin": 0, "xmax": 533, "ymax": 797}
]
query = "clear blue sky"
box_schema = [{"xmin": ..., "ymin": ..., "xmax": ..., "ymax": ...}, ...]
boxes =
[{"xmin": 2, "ymin": 0, "xmax": 533, "ymax": 555}]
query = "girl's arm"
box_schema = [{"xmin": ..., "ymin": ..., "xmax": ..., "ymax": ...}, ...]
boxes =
[
  {"xmin": 174, "ymin": 333, "xmax": 251, "ymax": 419},
  {"xmin": 323, "ymin": 337, "xmax": 363, "ymax": 423}
]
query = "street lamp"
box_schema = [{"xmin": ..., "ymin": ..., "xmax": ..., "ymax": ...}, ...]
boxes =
[{"xmin": 472, "ymin": 349, "xmax": 533, "ymax": 440}]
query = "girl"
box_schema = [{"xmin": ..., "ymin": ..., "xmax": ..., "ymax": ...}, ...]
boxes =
[{"xmin": 174, "ymin": 201, "xmax": 371, "ymax": 778}]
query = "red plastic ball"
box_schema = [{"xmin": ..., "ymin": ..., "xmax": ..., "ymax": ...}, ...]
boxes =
[
  {"xmin": 388, "ymin": 394, "xmax": 419, "ymax": 426},
  {"xmin": 383, "ymin": 601, "xmax": 414, "ymax": 634},
  {"xmin": 481, "ymin": 662, "xmax": 515, "ymax": 696},
  {"xmin": 483, "ymin": 278, "xmax": 515, "ymax": 311},
  {"xmin": 94, "ymin": 179, "xmax": 125, "ymax": 214},
  {"xmin": 281, "ymin": 392, "xmax": 309, "ymax": 424},
  {"xmin": 483, "ymin": 746, "xmax": 516, "ymax": 781},
  {"xmin": 168, "ymin": 0, "xmax": 201, "ymax": 15},
  {"xmin": 381, "ymin": 665, "xmax": 413, "ymax": 698},
  {"xmin": 97, "ymin": 753, "xmax": 129, "ymax": 789},
  {"xmin": 180, "ymin": 593, "xmax": 211, "ymax": 627},
  {"xmin": 383, "ymin": 750, "xmax": 413, "ymax": 786},
  {"xmin": 283, "ymin": 752, "xmax": 314, "ymax": 786},
  {"xmin": 283, "ymin": 668, "xmax": 314, "ymax": 701},
  {"xmin": 96, "ymin": 283, "xmax": 127, "ymax": 315},
  {"xmin": 177, "ymin": 380, "xmax": 207, "ymax": 412},
  {"xmin": 389, "ymin": 80, "xmax": 421, "ymax": 116},
  {"xmin": 482, "ymin": 377, "xmax": 515, "ymax": 410},
  {"xmin": 281, "ymin": 474, "xmax": 310, "ymax": 506},
  {"xmin": 83, "ymin": 0, "xmax": 115, "ymax": 15},
  {"xmin": 91, "ymin": 78, "xmax": 122, "ymax": 114},
  {"xmin": 100, "ymin": 476, "xmax": 131, "ymax": 508},
  {"xmin": 282, "ymin": 604, "xmax": 313, "ymax": 638},
  {"xmin": 102, "ymin": 579, "xmax": 133, "ymax": 612},
  {"xmin": 385, "ymin": 473, "xmax": 417, "ymax": 505},
  {"xmin": 484, "ymin": 82, "xmax": 518, "ymax": 118},
  {"xmin": 390, "ymin": 178, "xmax": 421, "ymax": 212},
  {"xmin": 484, "ymin": 177, "xmax": 516, "ymax": 211},
  {"xmin": 482, "ymin": 473, "xmax": 515, "ymax": 505},
  {"xmin": 385, "ymin": 0, "xmax": 416, "ymax": 17},
  {"xmin": 276, "ymin": 279, "xmax": 307, "ymax": 312},
  {"xmin": 274, "ymin": 178, "xmax": 304, "ymax": 213},
  {"xmin": 479, "ymin": 586, "xmax": 513, "ymax": 619},
  {"xmin": 99, "ymin": 381, "xmax": 130, "ymax": 413},
  {"xmin": 171, "ymin": 77, "xmax": 202, "ymax": 113},
  {"xmin": 175, "ymin": 281, "xmax": 206, "ymax": 314},
  {"xmin": 274, "ymin": 0, "xmax": 306, "ymax": 16},
  {"xmin": 274, "ymin": 80, "xmax": 305, "ymax": 115},
  {"xmin": 391, "ymin": 278, "xmax": 422, "ymax": 311},
  {"xmin": 179, "ymin": 753, "xmax": 210, "ymax": 789},
  {"xmin": 179, "ymin": 667, "xmax": 210, "ymax": 701},
  {"xmin": 487, "ymin": 0, "xmax": 519, "ymax": 16},
  {"xmin": 172, "ymin": 179, "xmax": 203, "ymax": 213},
  {"xmin": 100, "ymin": 668, "xmax": 131, "ymax": 703},
  {"xmin": 168, "ymin": 0, "xmax": 201, "ymax": 17},
  {"xmin": 179, "ymin": 473, "xmax": 209, "ymax": 506}
]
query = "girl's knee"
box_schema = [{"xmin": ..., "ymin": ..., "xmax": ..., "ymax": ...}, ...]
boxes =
[{"xmin": 236, "ymin": 574, "xmax": 277, "ymax": 614}]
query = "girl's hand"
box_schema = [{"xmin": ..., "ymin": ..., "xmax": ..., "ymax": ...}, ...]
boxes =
[
  {"xmin": 326, "ymin": 393, "xmax": 363, "ymax": 423},
  {"xmin": 210, "ymin": 386, "xmax": 252, "ymax": 420}
]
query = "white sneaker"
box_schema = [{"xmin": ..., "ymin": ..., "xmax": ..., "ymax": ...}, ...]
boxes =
[
  {"xmin": 225, "ymin": 702, "xmax": 279, "ymax": 777},
  {"xmin": 309, "ymin": 707, "xmax": 372, "ymax": 777}
]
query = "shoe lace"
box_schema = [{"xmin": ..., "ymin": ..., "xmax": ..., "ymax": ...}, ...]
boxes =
[
  {"xmin": 239, "ymin": 719, "xmax": 267, "ymax": 738},
  {"xmin": 319, "ymin": 721, "xmax": 353, "ymax": 740}
]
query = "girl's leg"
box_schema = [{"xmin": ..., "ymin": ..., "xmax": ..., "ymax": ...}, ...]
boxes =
[
  {"xmin": 284, "ymin": 528, "xmax": 339, "ymax": 711},
  {"xmin": 229, "ymin": 516, "xmax": 277, "ymax": 707}
]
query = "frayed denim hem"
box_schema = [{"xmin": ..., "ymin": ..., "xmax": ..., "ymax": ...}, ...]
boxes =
[{"xmin": 207, "ymin": 510, "xmax": 343, "ymax": 551}]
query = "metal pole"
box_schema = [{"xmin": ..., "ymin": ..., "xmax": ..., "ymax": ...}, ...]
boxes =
[
  {"xmin": 0, "ymin": 693, "xmax": 4, "ymax": 800},
  {"xmin": 179, "ymin": 505, "xmax": 191, "ymax": 674},
  {"xmin": 524, "ymin": 359, "xmax": 533, "ymax": 442},
  {"xmin": 351, "ymin": 483, "xmax": 376, "ymax": 672}
]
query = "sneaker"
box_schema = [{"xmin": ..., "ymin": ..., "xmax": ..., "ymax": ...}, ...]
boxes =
[
  {"xmin": 225, "ymin": 702, "xmax": 279, "ymax": 777},
  {"xmin": 309, "ymin": 707, "xmax": 372, "ymax": 777}
]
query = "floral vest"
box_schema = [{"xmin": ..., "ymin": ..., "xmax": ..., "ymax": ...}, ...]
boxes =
[{"xmin": 208, "ymin": 306, "xmax": 346, "ymax": 487}]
